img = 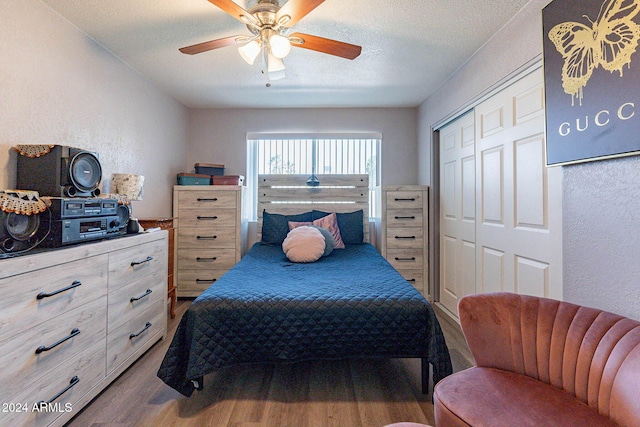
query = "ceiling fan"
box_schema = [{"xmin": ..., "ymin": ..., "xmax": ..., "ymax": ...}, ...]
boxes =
[{"xmin": 179, "ymin": 0, "xmax": 362, "ymax": 81}]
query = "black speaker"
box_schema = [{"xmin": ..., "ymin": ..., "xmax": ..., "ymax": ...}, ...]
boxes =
[
  {"xmin": 116, "ymin": 203, "xmax": 131, "ymax": 231},
  {"xmin": 0, "ymin": 211, "xmax": 44, "ymax": 253},
  {"xmin": 17, "ymin": 145, "xmax": 102, "ymax": 198}
]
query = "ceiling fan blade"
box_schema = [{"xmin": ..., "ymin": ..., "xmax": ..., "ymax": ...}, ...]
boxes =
[
  {"xmin": 179, "ymin": 35, "xmax": 240, "ymax": 55},
  {"xmin": 276, "ymin": 0, "xmax": 325, "ymax": 27},
  {"xmin": 290, "ymin": 33, "xmax": 362, "ymax": 60},
  {"xmin": 207, "ymin": 0, "xmax": 257, "ymax": 26}
]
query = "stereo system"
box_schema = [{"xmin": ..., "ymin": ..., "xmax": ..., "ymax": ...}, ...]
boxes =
[
  {"xmin": 6, "ymin": 145, "xmax": 131, "ymax": 252},
  {"xmin": 40, "ymin": 197, "xmax": 128, "ymax": 247}
]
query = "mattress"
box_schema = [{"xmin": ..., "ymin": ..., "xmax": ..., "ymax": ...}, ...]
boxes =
[{"xmin": 158, "ymin": 242, "xmax": 452, "ymax": 396}]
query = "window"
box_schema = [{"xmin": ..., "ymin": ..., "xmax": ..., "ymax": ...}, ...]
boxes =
[{"xmin": 246, "ymin": 133, "xmax": 381, "ymax": 220}]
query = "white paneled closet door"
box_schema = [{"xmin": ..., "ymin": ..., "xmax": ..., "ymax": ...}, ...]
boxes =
[
  {"xmin": 439, "ymin": 112, "xmax": 476, "ymax": 316},
  {"xmin": 438, "ymin": 67, "xmax": 562, "ymax": 318},
  {"xmin": 475, "ymin": 68, "xmax": 562, "ymax": 300}
]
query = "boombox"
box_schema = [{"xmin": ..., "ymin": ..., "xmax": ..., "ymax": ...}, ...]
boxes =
[{"xmin": 16, "ymin": 145, "xmax": 102, "ymax": 198}]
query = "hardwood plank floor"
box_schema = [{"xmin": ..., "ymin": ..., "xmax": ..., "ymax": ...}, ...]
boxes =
[{"xmin": 67, "ymin": 299, "xmax": 473, "ymax": 427}]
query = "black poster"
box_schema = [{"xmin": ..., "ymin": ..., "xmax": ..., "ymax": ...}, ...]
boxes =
[{"xmin": 542, "ymin": 0, "xmax": 640, "ymax": 166}]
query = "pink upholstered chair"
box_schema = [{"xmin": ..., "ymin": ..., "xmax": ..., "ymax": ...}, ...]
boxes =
[{"xmin": 433, "ymin": 292, "xmax": 640, "ymax": 427}]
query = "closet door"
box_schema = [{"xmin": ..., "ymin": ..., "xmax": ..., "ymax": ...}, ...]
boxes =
[
  {"xmin": 437, "ymin": 67, "xmax": 563, "ymax": 318},
  {"xmin": 439, "ymin": 112, "xmax": 476, "ymax": 316},
  {"xmin": 474, "ymin": 68, "xmax": 562, "ymax": 300}
]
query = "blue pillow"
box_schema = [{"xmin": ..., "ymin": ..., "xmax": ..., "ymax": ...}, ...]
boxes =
[
  {"xmin": 312, "ymin": 210, "xmax": 364, "ymax": 244},
  {"xmin": 262, "ymin": 210, "xmax": 313, "ymax": 245}
]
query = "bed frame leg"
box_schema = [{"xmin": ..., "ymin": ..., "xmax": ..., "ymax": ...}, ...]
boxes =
[
  {"xmin": 421, "ymin": 358, "xmax": 430, "ymax": 395},
  {"xmin": 191, "ymin": 376, "xmax": 204, "ymax": 391}
]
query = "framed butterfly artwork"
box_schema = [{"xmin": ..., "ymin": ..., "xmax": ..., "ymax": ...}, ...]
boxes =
[{"xmin": 542, "ymin": 0, "xmax": 640, "ymax": 166}]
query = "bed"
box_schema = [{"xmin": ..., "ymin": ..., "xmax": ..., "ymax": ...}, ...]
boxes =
[{"xmin": 158, "ymin": 174, "xmax": 452, "ymax": 397}]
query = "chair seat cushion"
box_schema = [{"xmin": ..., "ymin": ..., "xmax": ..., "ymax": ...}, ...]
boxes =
[{"xmin": 434, "ymin": 367, "xmax": 617, "ymax": 427}]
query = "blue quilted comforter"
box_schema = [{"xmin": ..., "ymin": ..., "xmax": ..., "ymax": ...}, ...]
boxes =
[{"xmin": 158, "ymin": 243, "xmax": 452, "ymax": 396}]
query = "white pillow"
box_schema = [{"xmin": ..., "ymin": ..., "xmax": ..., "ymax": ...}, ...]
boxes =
[{"xmin": 282, "ymin": 226, "xmax": 326, "ymax": 263}]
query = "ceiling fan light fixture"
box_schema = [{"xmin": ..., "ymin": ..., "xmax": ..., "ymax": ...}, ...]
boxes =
[
  {"xmin": 269, "ymin": 33, "xmax": 291, "ymax": 58},
  {"xmin": 238, "ymin": 40, "xmax": 262, "ymax": 65},
  {"xmin": 267, "ymin": 53, "xmax": 286, "ymax": 80}
]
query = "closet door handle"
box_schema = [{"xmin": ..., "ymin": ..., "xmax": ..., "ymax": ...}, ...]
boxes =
[
  {"xmin": 36, "ymin": 281, "xmax": 81, "ymax": 300},
  {"xmin": 35, "ymin": 328, "xmax": 80, "ymax": 354},
  {"xmin": 130, "ymin": 289, "xmax": 152, "ymax": 302},
  {"xmin": 129, "ymin": 322, "xmax": 152, "ymax": 339},
  {"xmin": 131, "ymin": 256, "xmax": 153, "ymax": 266},
  {"xmin": 38, "ymin": 376, "xmax": 79, "ymax": 406}
]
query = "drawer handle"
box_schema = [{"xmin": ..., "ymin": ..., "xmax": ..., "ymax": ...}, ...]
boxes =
[
  {"xmin": 130, "ymin": 289, "xmax": 153, "ymax": 302},
  {"xmin": 35, "ymin": 328, "xmax": 81, "ymax": 355},
  {"xmin": 38, "ymin": 376, "xmax": 79, "ymax": 406},
  {"xmin": 197, "ymin": 198, "xmax": 218, "ymax": 202},
  {"xmin": 407, "ymin": 279, "xmax": 417, "ymax": 282},
  {"xmin": 196, "ymin": 257, "xmax": 217, "ymax": 262},
  {"xmin": 395, "ymin": 236, "xmax": 416, "ymax": 239},
  {"xmin": 394, "ymin": 198, "xmax": 416, "ymax": 202},
  {"xmin": 131, "ymin": 256, "xmax": 153, "ymax": 266},
  {"xmin": 197, "ymin": 216, "xmax": 218, "ymax": 220},
  {"xmin": 196, "ymin": 278, "xmax": 217, "ymax": 284},
  {"xmin": 36, "ymin": 280, "xmax": 82, "ymax": 300},
  {"xmin": 197, "ymin": 235, "xmax": 217, "ymax": 240},
  {"xmin": 129, "ymin": 322, "xmax": 152, "ymax": 339},
  {"xmin": 395, "ymin": 216, "xmax": 416, "ymax": 220},
  {"xmin": 395, "ymin": 257, "xmax": 416, "ymax": 261}
]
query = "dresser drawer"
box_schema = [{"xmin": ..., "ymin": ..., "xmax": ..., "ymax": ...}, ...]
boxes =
[
  {"xmin": 108, "ymin": 239, "xmax": 167, "ymax": 293},
  {"xmin": 386, "ymin": 248, "xmax": 424, "ymax": 270},
  {"xmin": 3, "ymin": 340, "xmax": 106, "ymax": 427},
  {"xmin": 395, "ymin": 269, "xmax": 425, "ymax": 294},
  {"xmin": 177, "ymin": 269, "xmax": 230, "ymax": 294},
  {"xmin": 107, "ymin": 298, "xmax": 164, "ymax": 374},
  {"xmin": 0, "ymin": 296, "xmax": 106, "ymax": 404},
  {"xmin": 177, "ymin": 227, "xmax": 237, "ymax": 249},
  {"xmin": 177, "ymin": 248, "xmax": 237, "ymax": 270},
  {"xmin": 177, "ymin": 208, "xmax": 238, "ymax": 228},
  {"xmin": 386, "ymin": 227, "xmax": 424, "ymax": 249},
  {"xmin": 177, "ymin": 190, "xmax": 238, "ymax": 209},
  {"xmin": 108, "ymin": 268, "xmax": 165, "ymax": 333},
  {"xmin": 386, "ymin": 191, "xmax": 425, "ymax": 210},
  {"xmin": 386, "ymin": 209, "xmax": 424, "ymax": 227},
  {"xmin": 0, "ymin": 254, "xmax": 108, "ymax": 341}
]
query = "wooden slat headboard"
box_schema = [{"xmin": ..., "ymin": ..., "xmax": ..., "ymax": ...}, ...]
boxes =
[{"xmin": 258, "ymin": 174, "xmax": 370, "ymax": 242}]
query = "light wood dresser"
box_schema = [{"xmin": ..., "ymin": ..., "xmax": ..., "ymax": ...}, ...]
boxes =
[
  {"xmin": 174, "ymin": 185, "xmax": 243, "ymax": 297},
  {"xmin": 0, "ymin": 231, "xmax": 167, "ymax": 427},
  {"xmin": 381, "ymin": 185, "xmax": 429, "ymax": 297}
]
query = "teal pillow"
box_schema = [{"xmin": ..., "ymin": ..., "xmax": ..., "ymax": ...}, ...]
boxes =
[
  {"xmin": 312, "ymin": 210, "xmax": 364, "ymax": 244},
  {"xmin": 262, "ymin": 210, "xmax": 313, "ymax": 245},
  {"xmin": 310, "ymin": 226, "xmax": 335, "ymax": 256}
]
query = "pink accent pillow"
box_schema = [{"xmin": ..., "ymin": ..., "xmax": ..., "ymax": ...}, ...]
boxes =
[
  {"xmin": 312, "ymin": 212, "xmax": 345, "ymax": 249},
  {"xmin": 288, "ymin": 221, "xmax": 312, "ymax": 230}
]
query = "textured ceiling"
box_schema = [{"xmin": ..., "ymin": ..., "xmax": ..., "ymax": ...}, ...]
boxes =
[{"xmin": 40, "ymin": 0, "xmax": 530, "ymax": 108}]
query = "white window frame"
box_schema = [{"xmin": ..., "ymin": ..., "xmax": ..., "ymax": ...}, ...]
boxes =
[{"xmin": 245, "ymin": 132, "xmax": 381, "ymax": 221}]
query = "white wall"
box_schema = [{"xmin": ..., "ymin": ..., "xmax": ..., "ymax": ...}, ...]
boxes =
[
  {"xmin": 0, "ymin": 0, "xmax": 188, "ymax": 218},
  {"xmin": 418, "ymin": 0, "xmax": 640, "ymax": 320},
  {"xmin": 187, "ymin": 107, "xmax": 418, "ymax": 186}
]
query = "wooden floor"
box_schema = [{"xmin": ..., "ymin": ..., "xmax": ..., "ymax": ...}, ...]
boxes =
[{"xmin": 66, "ymin": 299, "xmax": 473, "ymax": 427}]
